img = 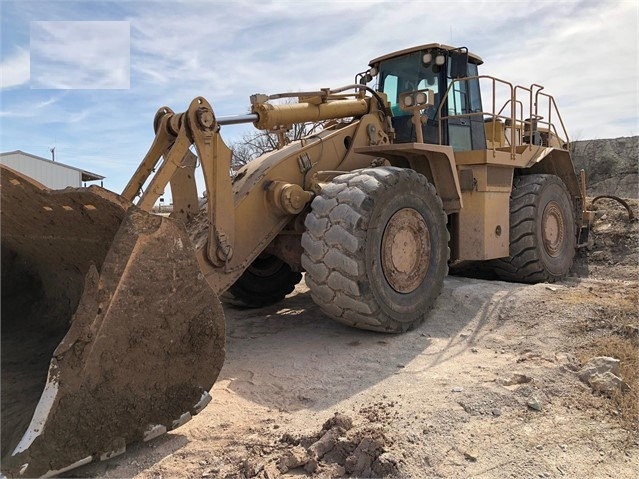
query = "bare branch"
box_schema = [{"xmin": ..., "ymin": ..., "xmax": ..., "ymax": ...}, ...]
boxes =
[{"xmin": 230, "ymin": 115, "xmax": 325, "ymax": 168}]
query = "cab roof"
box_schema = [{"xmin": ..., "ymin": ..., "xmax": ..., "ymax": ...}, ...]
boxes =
[{"xmin": 369, "ymin": 43, "xmax": 483, "ymax": 66}]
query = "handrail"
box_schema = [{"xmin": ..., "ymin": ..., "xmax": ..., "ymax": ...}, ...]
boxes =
[{"xmin": 436, "ymin": 75, "xmax": 571, "ymax": 158}]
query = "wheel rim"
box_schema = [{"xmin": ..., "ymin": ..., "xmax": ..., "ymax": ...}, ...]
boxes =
[
  {"xmin": 541, "ymin": 201, "xmax": 566, "ymax": 258},
  {"xmin": 381, "ymin": 208, "xmax": 430, "ymax": 293}
]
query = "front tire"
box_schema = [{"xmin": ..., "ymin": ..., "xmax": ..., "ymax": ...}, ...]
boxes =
[
  {"xmin": 301, "ymin": 167, "xmax": 449, "ymax": 332},
  {"xmin": 493, "ymin": 174, "xmax": 576, "ymax": 283}
]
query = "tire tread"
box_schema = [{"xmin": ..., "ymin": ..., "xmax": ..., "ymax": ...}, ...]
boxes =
[
  {"xmin": 302, "ymin": 167, "xmax": 449, "ymax": 332},
  {"xmin": 493, "ymin": 174, "xmax": 575, "ymax": 283}
]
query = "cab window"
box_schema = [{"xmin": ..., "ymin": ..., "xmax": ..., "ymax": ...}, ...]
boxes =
[{"xmin": 379, "ymin": 51, "xmax": 441, "ymax": 118}]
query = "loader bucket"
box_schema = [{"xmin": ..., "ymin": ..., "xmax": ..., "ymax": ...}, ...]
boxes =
[{"xmin": 1, "ymin": 165, "xmax": 225, "ymax": 478}]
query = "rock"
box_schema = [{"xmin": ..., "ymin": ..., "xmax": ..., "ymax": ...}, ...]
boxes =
[
  {"xmin": 277, "ymin": 446, "xmax": 309, "ymax": 473},
  {"xmin": 262, "ymin": 461, "xmax": 280, "ymax": 479},
  {"xmin": 323, "ymin": 436, "xmax": 356, "ymax": 465},
  {"xmin": 279, "ymin": 432, "xmax": 298, "ymax": 445},
  {"xmin": 345, "ymin": 454, "xmax": 358, "ymax": 473},
  {"xmin": 463, "ymin": 450, "xmax": 478, "ymax": 462},
  {"xmin": 201, "ymin": 468, "xmax": 221, "ymax": 478},
  {"xmin": 373, "ymin": 452, "xmax": 401, "ymax": 476},
  {"xmin": 451, "ymin": 386, "xmax": 464, "ymax": 392},
  {"xmin": 322, "ymin": 413, "xmax": 353, "ymax": 432},
  {"xmin": 622, "ymin": 324, "xmax": 639, "ymax": 337},
  {"xmin": 471, "ymin": 347, "xmax": 479, "ymax": 353},
  {"xmin": 578, "ymin": 356, "xmax": 621, "ymax": 383},
  {"xmin": 498, "ymin": 373, "xmax": 532, "ymax": 386},
  {"xmin": 527, "ymin": 397, "xmax": 542, "ymax": 411},
  {"xmin": 321, "ymin": 464, "xmax": 346, "ymax": 477},
  {"xmin": 344, "ymin": 436, "xmax": 384, "ymax": 476},
  {"xmin": 241, "ymin": 459, "xmax": 261, "ymax": 477},
  {"xmin": 303, "ymin": 458, "xmax": 318, "ymax": 473},
  {"xmin": 555, "ymin": 352, "xmax": 580, "ymax": 371},
  {"xmin": 588, "ymin": 371, "xmax": 630, "ymax": 394},
  {"xmin": 491, "ymin": 408, "xmax": 502, "ymax": 417},
  {"xmin": 308, "ymin": 427, "xmax": 340, "ymax": 460}
]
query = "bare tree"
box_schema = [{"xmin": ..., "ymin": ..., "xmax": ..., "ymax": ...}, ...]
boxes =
[
  {"xmin": 230, "ymin": 120, "xmax": 325, "ymax": 168},
  {"xmin": 569, "ymin": 129, "xmax": 584, "ymax": 157},
  {"xmin": 229, "ymin": 93, "xmax": 331, "ymax": 170}
]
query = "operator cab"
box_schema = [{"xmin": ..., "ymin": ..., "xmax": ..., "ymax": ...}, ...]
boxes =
[{"xmin": 368, "ymin": 43, "xmax": 486, "ymax": 151}]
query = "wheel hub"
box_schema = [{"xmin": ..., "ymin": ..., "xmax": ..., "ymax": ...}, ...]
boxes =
[
  {"xmin": 381, "ymin": 208, "xmax": 430, "ymax": 293},
  {"xmin": 542, "ymin": 201, "xmax": 566, "ymax": 257}
]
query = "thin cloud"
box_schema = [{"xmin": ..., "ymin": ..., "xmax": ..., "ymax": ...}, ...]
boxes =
[
  {"xmin": 0, "ymin": 109, "xmax": 35, "ymax": 118},
  {"xmin": 0, "ymin": 93, "xmax": 63, "ymax": 117},
  {"xmin": 30, "ymin": 21, "xmax": 131, "ymax": 89},
  {"xmin": 34, "ymin": 95, "xmax": 62, "ymax": 109},
  {"xmin": 0, "ymin": 47, "xmax": 30, "ymax": 89}
]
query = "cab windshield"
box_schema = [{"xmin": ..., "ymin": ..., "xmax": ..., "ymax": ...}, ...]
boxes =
[{"xmin": 377, "ymin": 51, "xmax": 441, "ymax": 119}]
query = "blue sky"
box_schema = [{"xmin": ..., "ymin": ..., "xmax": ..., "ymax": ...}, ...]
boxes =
[{"xmin": 1, "ymin": 0, "xmax": 637, "ymax": 196}]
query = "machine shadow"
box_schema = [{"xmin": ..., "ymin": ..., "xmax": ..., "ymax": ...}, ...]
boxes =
[
  {"xmin": 219, "ymin": 275, "xmax": 524, "ymax": 412},
  {"xmin": 63, "ymin": 434, "xmax": 189, "ymax": 478}
]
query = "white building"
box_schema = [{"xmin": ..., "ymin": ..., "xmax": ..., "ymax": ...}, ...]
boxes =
[{"xmin": 0, "ymin": 150, "xmax": 104, "ymax": 189}]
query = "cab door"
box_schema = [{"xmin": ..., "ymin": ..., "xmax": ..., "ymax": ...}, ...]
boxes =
[{"xmin": 444, "ymin": 63, "xmax": 486, "ymax": 151}]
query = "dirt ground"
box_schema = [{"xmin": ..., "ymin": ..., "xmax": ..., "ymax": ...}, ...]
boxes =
[{"xmin": 70, "ymin": 198, "xmax": 638, "ymax": 479}]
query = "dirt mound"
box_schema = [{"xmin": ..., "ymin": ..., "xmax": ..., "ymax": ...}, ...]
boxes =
[
  {"xmin": 238, "ymin": 413, "xmax": 400, "ymax": 478},
  {"xmin": 574, "ymin": 197, "xmax": 638, "ymax": 281}
]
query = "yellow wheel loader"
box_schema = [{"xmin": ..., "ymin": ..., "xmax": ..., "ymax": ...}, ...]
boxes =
[{"xmin": 0, "ymin": 43, "xmax": 593, "ymax": 477}]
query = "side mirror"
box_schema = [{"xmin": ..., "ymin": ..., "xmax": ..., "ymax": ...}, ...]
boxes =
[
  {"xmin": 450, "ymin": 51, "xmax": 469, "ymax": 78},
  {"xmin": 359, "ymin": 73, "xmax": 373, "ymax": 85}
]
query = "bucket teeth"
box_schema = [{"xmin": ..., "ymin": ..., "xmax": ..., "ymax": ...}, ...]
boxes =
[
  {"xmin": 99, "ymin": 438, "xmax": 126, "ymax": 461},
  {"xmin": 143, "ymin": 424, "xmax": 168, "ymax": 442},
  {"xmin": 194, "ymin": 391, "xmax": 213, "ymax": 414},
  {"xmin": 41, "ymin": 456, "xmax": 92, "ymax": 478},
  {"xmin": 172, "ymin": 412, "xmax": 193, "ymax": 429}
]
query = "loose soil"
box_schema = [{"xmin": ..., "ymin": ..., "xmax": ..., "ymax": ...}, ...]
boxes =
[{"xmin": 67, "ymin": 198, "xmax": 638, "ymax": 479}]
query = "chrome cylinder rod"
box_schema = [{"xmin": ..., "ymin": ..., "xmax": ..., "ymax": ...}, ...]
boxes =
[{"xmin": 217, "ymin": 114, "xmax": 259, "ymax": 126}]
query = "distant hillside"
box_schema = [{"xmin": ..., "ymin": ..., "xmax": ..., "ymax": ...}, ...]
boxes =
[{"xmin": 571, "ymin": 136, "xmax": 638, "ymax": 198}]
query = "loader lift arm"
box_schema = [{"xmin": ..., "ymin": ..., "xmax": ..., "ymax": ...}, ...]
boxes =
[
  {"xmin": 122, "ymin": 97, "xmax": 235, "ymax": 268},
  {"xmin": 122, "ymin": 87, "xmax": 390, "ymax": 296}
]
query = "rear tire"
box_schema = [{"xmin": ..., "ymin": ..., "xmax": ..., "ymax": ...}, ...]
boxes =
[
  {"xmin": 493, "ymin": 174, "xmax": 576, "ymax": 283},
  {"xmin": 223, "ymin": 254, "xmax": 302, "ymax": 308},
  {"xmin": 301, "ymin": 167, "xmax": 449, "ymax": 332}
]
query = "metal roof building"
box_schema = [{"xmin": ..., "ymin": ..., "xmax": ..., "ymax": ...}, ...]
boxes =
[{"xmin": 0, "ymin": 150, "xmax": 105, "ymax": 190}]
